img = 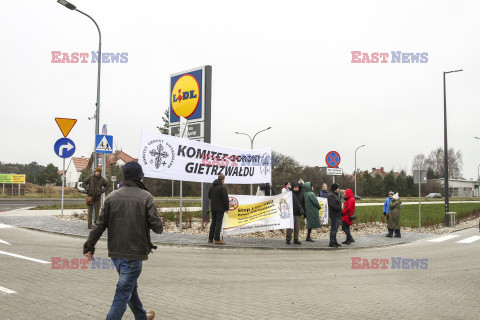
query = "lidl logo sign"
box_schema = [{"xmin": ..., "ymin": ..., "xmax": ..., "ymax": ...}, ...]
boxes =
[
  {"xmin": 170, "ymin": 68, "xmax": 204, "ymax": 123},
  {"xmin": 171, "ymin": 75, "xmax": 200, "ymax": 118}
]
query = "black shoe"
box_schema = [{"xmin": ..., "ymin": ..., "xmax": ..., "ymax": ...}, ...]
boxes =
[
  {"xmin": 294, "ymin": 240, "xmax": 302, "ymax": 245},
  {"xmin": 349, "ymin": 238, "xmax": 355, "ymax": 243},
  {"xmin": 345, "ymin": 239, "xmax": 353, "ymax": 245},
  {"xmin": 386, "ymin": 234, "xmax": 392, "ymax": 237},
  {"xmin": 334, "ymin": 242, "xmax": 342, "ymax": 247},
  {"xmin": 329, "ymin": 243, "xmax": 341, "ymax": 248},
  {"xmin": 306, "ymin": 238, "xmax": 315, "ymax": 242},
  {"xmin": 341, "ymin": 240, "xmax": 349, "ymax": 244},
  {"xmin": 394, "ymin": 235, "xmax": 401, "ymax": 238},
  {"xmin": 286, "ymin": 240, "xmax": 291, "ymax": 244}
]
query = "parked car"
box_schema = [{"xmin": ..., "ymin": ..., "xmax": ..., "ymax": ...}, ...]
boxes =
[
  {"xmin": 76, "ymin": 182, "xmax": 86, "ymax": 194},
  {"xmin": 426, "ymin": 193, "xmax": 442, "ymax": 198}
]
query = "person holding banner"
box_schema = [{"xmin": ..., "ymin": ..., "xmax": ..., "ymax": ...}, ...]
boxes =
[
  {"xmin": 304, "ymin": 182, "xmax": 321, "ymax": 242},
  {"xmin": 286, "ymin": 181, "xmax": 305, "ymax": 245},
  {"xmin": 319, "ymin": 183, "xmax": 329, "ymax": 198},
  {"xmin": 208, "ymin": 174, "xmax": 230, "ymax": 245}
]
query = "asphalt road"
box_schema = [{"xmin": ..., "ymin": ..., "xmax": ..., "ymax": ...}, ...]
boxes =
[{"xmin": 0, "ymin": 224, "xmax": 478, "ymax": 319}]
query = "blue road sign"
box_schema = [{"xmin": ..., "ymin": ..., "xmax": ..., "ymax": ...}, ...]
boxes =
[
  {"xmin": 325, "ymin": 151, "xmax": 341, "ymax": 168},
  {"xmin": 54, "ymin": 138, "xmax": 76, "ymax": 158},
  {"xmin": 95, "ymin": 135, "xmax": 113, "ymax": 154}
]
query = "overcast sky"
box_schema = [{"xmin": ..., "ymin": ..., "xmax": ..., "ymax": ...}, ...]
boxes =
[{"xmin": 1, "ymin": 0, "xmax": 479, "ymax": 179}]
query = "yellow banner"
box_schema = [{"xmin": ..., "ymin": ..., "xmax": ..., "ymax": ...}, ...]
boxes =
[{"xmin": 223, "ymin": 199, "xmax": 278, "ymax": 229}]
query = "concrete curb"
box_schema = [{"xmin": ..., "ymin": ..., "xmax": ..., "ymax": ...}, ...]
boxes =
[{"xmin": 15, "ymin": 225, "xmax": 425, "ymax": 252}]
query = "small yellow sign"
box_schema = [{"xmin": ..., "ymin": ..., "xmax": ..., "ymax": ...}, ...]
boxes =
[
  {"xmin": 55, "ymin": 118, "xmax": 77, "ymax": 137},
  {"xmin": 12, "ymin": 175, "xmax": 26, "ymax": 184}
]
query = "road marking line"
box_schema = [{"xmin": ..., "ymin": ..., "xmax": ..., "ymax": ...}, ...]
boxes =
[
  {"xmin": 456, "ymin": 236, "xmax": 480, "ymax": 244},
  {"xmin": 0, "ymin": 250, "xmax": 50, "ymax": 264},
  {"xmin": 428, "ymin": 235, "xmax": 460, "ymax": 242},
  {"xmin": 0, "ymin": 224, "xmax": 13, "ymax": 229},
  {"xmin": 0, "ymin": 239, "xmax": 11, "ymax": 245},
  {"xmin": 0, "ymin": 286, "xmax": 17, "ymax": 294}
]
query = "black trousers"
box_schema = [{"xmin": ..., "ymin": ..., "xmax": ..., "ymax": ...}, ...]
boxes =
[
  {"xmin": 209, "ymin": 211, "xmax": 224, "ymax": 241},
  {"xmin": 341, "ymin": 221, "xmax": 353, "ymax": 240}
]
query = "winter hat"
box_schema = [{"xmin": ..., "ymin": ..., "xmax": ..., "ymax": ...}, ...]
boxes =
[
  {"xmin": 389, "ymin": 191, "xmax": 394, "ymax": 195},
  {"xmin": 122, "ymin": 161, "xmax": 144, "ymax": 180},
  {"xmin": 331, "ymin": 183, "xmax": 339, "ymax": 192},
  {"xmin": 95, "ymin": 167, "xmax": 102, "ymax": 173}
]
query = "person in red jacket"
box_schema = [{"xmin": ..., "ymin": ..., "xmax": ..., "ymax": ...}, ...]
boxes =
[{"xmin": 341, "ymin": 188, "xmax": 356, "ymax": 245}]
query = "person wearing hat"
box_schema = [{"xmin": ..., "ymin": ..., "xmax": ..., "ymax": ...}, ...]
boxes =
[
  {"xmin": 383, "ymin": 191, "xmax": 394, "ymax": 223},
  {"xmin": 83, "ymin": 161, "xmax": 162, "ymax": 320},
  {"xmin": 386, "ymin": 193, "xmax": 402, "ymax": 238},
  {"xmin": 328, "ymin": 183, "xmax": 343, "ymax": 247},
  {"xmin": 83, "ymin": 167, "xmax": 109, "ymax": 228}
]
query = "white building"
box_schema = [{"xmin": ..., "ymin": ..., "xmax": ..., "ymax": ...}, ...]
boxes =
[
  {"xmin": 65, "ymin": 156, "xmax": 89, "ymax": 188},
  {"xmin": 430, "ymin": 178, "xmax": 480, "ymax": 197}
]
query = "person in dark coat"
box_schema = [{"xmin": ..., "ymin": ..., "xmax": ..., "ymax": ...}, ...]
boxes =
[
  {"xmin": 83, "ymin": 167, "xmax": 109, "ymax": 228},
  {"xmin": 83, "ymin": 161, "xmax": 162, "ymax": 320},
  {"xmin": 341, "ymin": 188, "xmax": 356, "ymax": 245},
  {"xmin": 257, "ymin": 183, "xmax": 275, "ymax": 196},
  {"xmin": 304, "ymin": 182, "xmax": 321, "ymax": 242},
  {"xmin": 386, "ymin": 193, "xmax": 402, "ymax": 238},
  {"xmin": 319, "ymin": 183, "xmax": 329, "ymax": 198},
  {"xmin": 328, "ymin": 183, "xmax": 342, "ymax": 247},
  {"xmin": 208, "ymin": 174, "xmax": 230, "ymax": 245},
  {"xmin": 286, "ymin": 181, "xmax": 305, "ymax": 245}
]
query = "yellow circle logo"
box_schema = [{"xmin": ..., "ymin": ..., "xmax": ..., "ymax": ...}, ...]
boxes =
[{"xmin": 171, "ymin": 74, "xmax": 200, "ymax": 118}]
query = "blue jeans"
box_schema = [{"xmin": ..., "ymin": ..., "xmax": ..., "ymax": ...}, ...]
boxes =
[
  {"xmin": 106, "ymin": 259, "xmax": 147, "ymax": 320},
  {"xmin": 329, "ymin": 216, "xmax": 340, "ymax": 245}
]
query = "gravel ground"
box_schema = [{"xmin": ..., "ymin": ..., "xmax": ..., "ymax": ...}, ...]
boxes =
[{"xmin": 54, "ymin": 210, "xmax": 480, "ymax": 239}]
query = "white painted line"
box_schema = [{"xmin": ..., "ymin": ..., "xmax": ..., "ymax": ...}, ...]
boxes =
[
  {"xmin": 456, "ymin": 236, "xmax": 480, "ymax": 244},
  {"xmin": 0, "ymin": 224, "xmax": 13, "ymax": 229},
  {"xmin": 0, "ymin": 250, "xmax": 50, "ymax": 264},
  {"xmin": 428, "ymin": 235, "xmax": 460, "ymax": 242},
  {"xmin": 0, "ymin": 286, "xmax": 17, "ymax": 294},
  {"xmin": 0, "ymin": 238, "xmax": 11, "ymax": 245}
]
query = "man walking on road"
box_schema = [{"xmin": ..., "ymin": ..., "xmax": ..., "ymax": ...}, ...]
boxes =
[
  {"xmin": 83, "ymin": 161, "xmax": 163, "ymax": 320},
  {"xmin": 83, "ymin": 167, "xmax": 109, "ymax": 228},
  {"xmin": 208, "ymin": 174, "xmax": 230, "ymax": 245}
]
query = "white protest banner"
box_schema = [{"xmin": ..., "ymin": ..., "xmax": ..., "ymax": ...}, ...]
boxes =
[
  {"xmin": 222, "ymin": 192, "xmax": 294, "ymax": 235},
  {"xmin": 139, "ymin": 130, "xmax": 272, "ymax": 184},
  {"xmin": 318, "ymin": 197, "xmax": 329, "ymax": 225}
]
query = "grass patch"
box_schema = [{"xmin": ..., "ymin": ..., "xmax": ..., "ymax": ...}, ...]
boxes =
[
  {"xmin": 154, "ymin": 200, "xmax": 201, "ymax": 207},
  {"xmin": 29, "ymin": 203, "xmax": 88, "ymax": 210},
  {"xmin": 354, "ymin": 202, "xmax": 480, "ymax": 227}
]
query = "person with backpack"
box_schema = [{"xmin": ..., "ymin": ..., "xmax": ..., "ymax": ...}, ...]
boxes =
[{"xmin": 286, "ymin": 181, "xmax": 305, "ymax": 245}]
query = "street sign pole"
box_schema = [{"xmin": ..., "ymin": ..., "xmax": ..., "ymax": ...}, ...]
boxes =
[
  {"xmin": 418, "ymin": 170, "xmax": 421, "ymax": 232},
  {"xmin": 61, "ymin": 158, "xmax": 65, "ymax": 216}
]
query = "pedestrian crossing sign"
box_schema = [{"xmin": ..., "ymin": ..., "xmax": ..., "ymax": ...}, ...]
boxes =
[{"xmin": 95, "ymin": 135, "xmax": 113, "ymax": 154}]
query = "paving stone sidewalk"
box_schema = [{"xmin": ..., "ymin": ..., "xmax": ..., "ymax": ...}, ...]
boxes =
[{"xmin": 0, "ymin": 209, "xmax": 435, "ymax": 250}]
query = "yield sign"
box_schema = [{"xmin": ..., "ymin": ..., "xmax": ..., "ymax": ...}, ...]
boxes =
[{"xmin": 55, "ymin": 118, "xmax": 77, "ymax": 137}]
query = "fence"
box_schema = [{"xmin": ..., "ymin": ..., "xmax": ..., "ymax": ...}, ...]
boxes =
[{"xmin": 1, "ymin": 183, "xmax": 26, "ymax": 196}]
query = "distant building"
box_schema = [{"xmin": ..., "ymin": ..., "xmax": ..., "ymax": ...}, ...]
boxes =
[
  {"xmin": 430, "ymin": 178, "xmax": 480, "ymax": 197},
  {"xmin": 369, "ymin": 167, "xmax": 400, "ymax": 179},
  {"xmin": 65, "ymin": 156, "xmax": 89, "ymax": 188}
]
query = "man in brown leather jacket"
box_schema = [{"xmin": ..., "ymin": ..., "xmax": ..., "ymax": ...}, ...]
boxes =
[
  {"xmin": 83, "ymin": 161, "xmax": 162, "ymax": 320},
  {"xmin": 83, "ymin": 167, "xmax": 109, "ymax": 228}
]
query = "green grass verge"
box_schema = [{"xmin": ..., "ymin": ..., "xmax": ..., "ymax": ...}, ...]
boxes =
[
  {"xmin": 29, "ymin": 200, "xmax": 202, "ymax": 210},
  {"xmin": 354, "ymin": 202, "xmax": 480, "ymax": 228}
]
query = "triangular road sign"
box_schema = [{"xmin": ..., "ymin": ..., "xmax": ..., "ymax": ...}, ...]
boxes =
[{"xmin": 55, "ymin": 118, "xmax": 77, "ymax": 137}]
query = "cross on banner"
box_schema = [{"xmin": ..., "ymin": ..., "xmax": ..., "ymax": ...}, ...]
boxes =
[{"xmin": 150, "ymin": 144, "xmax": 169, "ymax": 169}]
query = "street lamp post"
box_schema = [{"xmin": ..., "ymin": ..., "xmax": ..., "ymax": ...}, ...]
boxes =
[
  {"xmin": 443, "ymin": 69, "xmax": 463, "ymax": 227},
  {"xmin": 235, "ymin": 127, "xmax": 271, "ymax": 195},
  {"xmin": 57, "ymin": 0, "xmax": 102, "ymax": 170},
  {"xmin": 354, "ymin": 145, "xmax": 365, "ymax": 196}
]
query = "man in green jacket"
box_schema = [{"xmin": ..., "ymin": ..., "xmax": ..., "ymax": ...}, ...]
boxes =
[{"xmin": 83, "ymin": 167, "xmax": 109, "ymax": 228}]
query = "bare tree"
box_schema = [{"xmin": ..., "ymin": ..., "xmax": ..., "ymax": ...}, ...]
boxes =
[
  {"xmin": 424, "ymin": 147, "xmax": 463, "ymax": 179},
  {"xmin": 411, "ymin": 153, "xmax": 427, "ymax": 173}
]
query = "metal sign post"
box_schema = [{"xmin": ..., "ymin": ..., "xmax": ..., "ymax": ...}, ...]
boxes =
[
  {"xmin": 54, "ymin": 137, "xmax": 76, "ymax": 217},
  {"xmin": 178, "ymin": 116, "xmax": 187, "ymax": 232},
  {"xmin": 414, "ymin": 169, "xmax": 427, "ymax": 232},
  {"xmin": 61, "ymin": 158, "xmax": 65, "ymax": 216}
]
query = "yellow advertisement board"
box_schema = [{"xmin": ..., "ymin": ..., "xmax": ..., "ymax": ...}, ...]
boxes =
[{"xmin": 0, "ymin": 174, "xmax": 26, "ymax": 184}]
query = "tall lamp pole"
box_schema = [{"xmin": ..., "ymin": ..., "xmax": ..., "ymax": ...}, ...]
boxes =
[
  {"xmin": 443, "ymin": 69, "xmax": 463, "ymax": 227},
  {"xmin": 57, "ymin": 0, "xmax": 102, "ymax": 169},
  {"xmin": 354, "ymin": 145, "xmax": 365, "ymax": 196},
  {"xmin": 235, "ymin": 127, "xmax": 271, "ymax": 195}
]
